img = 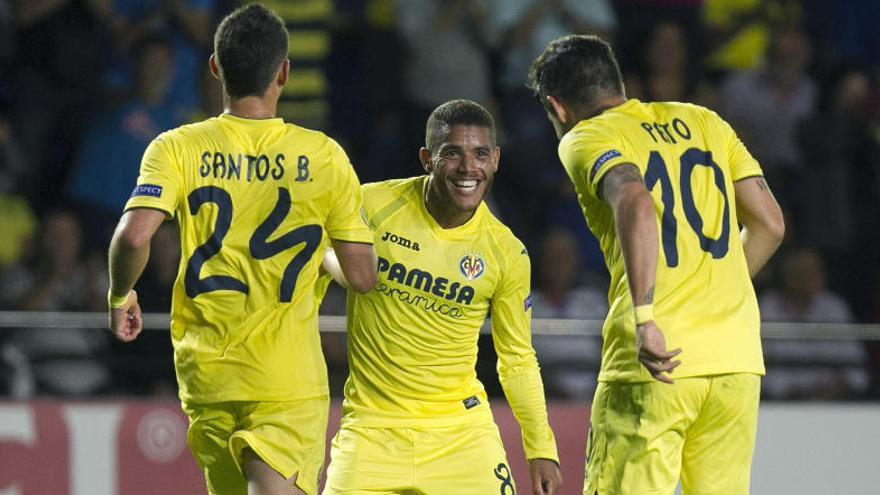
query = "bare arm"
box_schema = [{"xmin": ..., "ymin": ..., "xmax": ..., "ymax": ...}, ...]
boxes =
[
  {"xmin": 734, "ymin": 176, "xmax": 785, "ymax": 277},
  {"xmin": 107, "ymin": 208, "xmax": 165, "ymax": 341},
  {"xmin": 600, "ymin": 164, "xmax": 681, "ymax": 382},
  {"xmin": 600, "ymin": 164, "xmax": 658, "ymax": 307},
  {"xmin": 328, "ymin": 240, "xmax": 377, "ymax": 294}
]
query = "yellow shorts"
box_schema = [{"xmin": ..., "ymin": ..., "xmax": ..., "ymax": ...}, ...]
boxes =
[
  {"xmin": 183, "ymin": 396, "xmax": 330, "ymax": 495},
  {"xmin": 323, "ymin": 422, "xmax": 516, "ymax": 495},
  {"xmin": 584, "ymin": 374, "xmax": 760, "ymax": 495}
]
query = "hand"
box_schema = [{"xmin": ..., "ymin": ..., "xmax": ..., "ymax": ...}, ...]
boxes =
[
  {"xmin": 636, "ymin": 321, "xmax": 682, "ymax": 384},
  {"xmin": 109, "ymin": 290, "xmax": 143, "ymax": 343},
  {"xmin": 528, "ymin": 458, "xmax": 562, "ymax": 495}
]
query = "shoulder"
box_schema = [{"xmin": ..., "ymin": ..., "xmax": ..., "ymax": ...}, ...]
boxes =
[
  {"xmin": 282, "ymin": 124, "xmax": 347, "ymax": 157},
  {"xmin": 361, "ymin": 176, "xmax": 424, "ymax": 221},
  {"xmin": 362, "ymin": 176, "xmax": 422, "ymax": 201},
  {"xmin": 481, "ymin": 211, "xmax": 529, "ymax": 263}
]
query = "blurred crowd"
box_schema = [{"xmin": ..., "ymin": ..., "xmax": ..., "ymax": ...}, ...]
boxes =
[{"xmin": 1, "ymin": 0, "xmax": 880, "ymax": 401}]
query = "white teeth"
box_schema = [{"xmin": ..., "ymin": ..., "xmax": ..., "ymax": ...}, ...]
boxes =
[{"xmin": 452, "ymin": 179, "xmax": 478, "ymax": 188}]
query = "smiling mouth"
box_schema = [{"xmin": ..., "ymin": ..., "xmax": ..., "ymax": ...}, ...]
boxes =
[{"xmin": 450, "ymin": 178, "xmax": 479, "ymax": 193}]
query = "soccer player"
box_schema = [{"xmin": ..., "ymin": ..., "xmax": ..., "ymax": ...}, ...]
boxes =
[
  {"xmin": 528, "ymin": 36, "xmax": 785, "ymax": 494},
  {"xmin": 321, "ymin": 99, "xmax": 562, "ymax": 495},
  {"xmin": 106, "ymin": 5, "xmax": 376, "ymax": 495}
]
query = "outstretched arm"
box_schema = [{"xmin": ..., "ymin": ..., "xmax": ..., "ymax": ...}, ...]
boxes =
[
  {"xmin": 735, "ymin": 176, "xmax": 785, "ymax": 277},
  {"xmin": 107, "ymin": 208, "xmax": 165, "ymax": 342},
  {"xmin": 600, "ymin": 164, "xmax": 681, "ymax": 383}
]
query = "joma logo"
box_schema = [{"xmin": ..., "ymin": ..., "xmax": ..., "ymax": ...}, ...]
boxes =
[{"xmin": 381, "ymin": 231, "xmax": 420, "ymax": 251}]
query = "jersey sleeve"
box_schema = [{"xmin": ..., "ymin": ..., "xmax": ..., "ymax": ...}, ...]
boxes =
[
  {"xmin": 490, "ymin": 243, "xmax": 559, "ymax": 463},
  {"xmin": 325, "ymin": 142, "xmax": 373, "ymax": 244},
  {"xmin": 558, "ymin": 123, "xmax": 632, "ymax": 199},
  {"xmin": 124, "ymin": 134, "xmax": 182, "ymax": 217},
  {"xmin": 715, "ymin": 111, "xmax": 764, "ymax": 181}
]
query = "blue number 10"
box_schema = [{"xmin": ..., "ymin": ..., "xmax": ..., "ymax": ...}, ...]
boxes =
[{"xmin": 643, "ymin": 148, "xmax": 730, "ymax": 268}]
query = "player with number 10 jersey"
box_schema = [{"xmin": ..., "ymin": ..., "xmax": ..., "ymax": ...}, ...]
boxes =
[
  {"xmin": 558, "ymin": 99, "xmax": 765, "ymax": 382},
  {"xmin": 126, "ymin": 114, "xmax": 372, "ymax": 403}
]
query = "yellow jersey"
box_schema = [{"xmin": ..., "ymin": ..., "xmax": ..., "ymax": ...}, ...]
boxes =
[
  {"xmin": 558, "ymin": 99, "xmax": 765, "ymax": 382},
  {"xmin": 124, "ymin": 113, "xmax": 373, "ymax": 404},
  {"xmin": 342, "ymin": 176, "xmax": 558, "ymax": 462}
]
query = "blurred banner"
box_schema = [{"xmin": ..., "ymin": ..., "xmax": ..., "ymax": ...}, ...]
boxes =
[{"xmin": 2, "ymin": 401, "xmax": 879, "ymax": 494}]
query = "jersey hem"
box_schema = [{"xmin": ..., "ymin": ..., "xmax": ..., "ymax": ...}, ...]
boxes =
[
  {"xmin": 598, "ymin": 366, "xmax": 765, "ymax": 383},
  {"xmin": 340, "ymin": 406, "xmax": 495, "ymax": 429},
  {"xmin": 178, "ymin": 388, "xmax": 330, "ymax": 405}
]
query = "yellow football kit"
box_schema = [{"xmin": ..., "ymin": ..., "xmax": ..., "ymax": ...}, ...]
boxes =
[
  {"xmin": 125, "ymin": 113, "xmax": 372, "ymax": 494},
  {"xmin": 558, "ymin": 99, "xmax": 764, "ymax": 494},
  {"xmin": 323, "ymin": 177, "xmax": 557, "ymax": 494}
]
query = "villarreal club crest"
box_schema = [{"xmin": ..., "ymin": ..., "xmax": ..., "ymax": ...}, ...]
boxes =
[{"xmin": 459, "ymin": 253, "xmax": 486, "ymax": 281}]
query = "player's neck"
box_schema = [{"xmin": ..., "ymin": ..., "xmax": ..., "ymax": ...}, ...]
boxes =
[
  {"xmin": 224, "ymin": 95, "xmax": 278, "ymax": 120},
  {"xmin": 580, "ymin": 95, "xmax": 627, "ymax": 121},
  {"xmin": 424, "ymin": 187, "xmax": 475, "ymax": 229}
]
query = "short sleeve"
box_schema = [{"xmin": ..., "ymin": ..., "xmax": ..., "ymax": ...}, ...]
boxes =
[
  {"xmin": 558, "ymin": 123, "xmax": 632, "ymax": 198},
  {"xmin": 325, "ymin": 142, "xmax": 373, "ymax": 244},
  {"xmin": 124, "ymin": 134, "xmax": 182, "ymax": 217},
  {"xmin": 716, "ymin": 113, "xmax": 764, "ymax": 181}
]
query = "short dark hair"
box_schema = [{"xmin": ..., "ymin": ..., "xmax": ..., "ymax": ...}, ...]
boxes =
[
  {"xmin": 425, "ymin": 99, "xmax": 496, "ymax": 152},
  {"xmin": 213, "ymin": 4, "xmax": 288, "ymax": 99},
  {"xmin": 528, "ymin": 35, "xmax": 624, "ymax": 112}
]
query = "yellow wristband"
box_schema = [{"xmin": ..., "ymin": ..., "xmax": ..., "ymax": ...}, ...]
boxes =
[
  {"xmin": 634, "ymin": 304, "xmax": 654, "ymax": 325},
  {"xmin": 108, "ymin": 290, "xmax": 132, "ymax": 309}
]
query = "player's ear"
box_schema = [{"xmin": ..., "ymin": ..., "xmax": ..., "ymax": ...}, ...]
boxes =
[
  {"xmin": 209, "ymin": 54, "xmax": 221, "ymax": 80},
  {"xmin": 277, "ymin": 58, "xmax": 290, "ymax": 87},
  {"xmin": 547, "ymin": 95, "xmax": 569, "ymax": 124},
  {"xmin": 419, "ymin": 147, "xmax": 433, "ymax": 173},
  {"xmin": 492, "ymin": 145, "xmax": 500, "ymax": 172}
]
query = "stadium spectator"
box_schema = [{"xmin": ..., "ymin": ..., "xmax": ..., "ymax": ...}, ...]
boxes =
[
  {"xmin": 0, "ymin": 211, "xmax": 111, "ymax": 396},
  {"xmin": 760, "ymin": 247, "xmax": 852, "ymax": 323},
  {"xmin": 720, "ymin": 24, "xmax": 817, "ymax": 212},
  {"xmin": 760, "ymin": 247, "xmax": 869, "ymax": 399},
  {"xmin": 624, "ymin": 20, "xmax": 719, "ymax": 108},
  {"xmin": 258, "ymin": 0, "xmax": 335, "ymax": 130},
  {"xmin": 98, "ymin": 0, "xmax": 218, "ymax": 114},
  {"xmin": 0, "ymin": 115, "xmax": 36, "ymax": 270},
  {"xmin": 703, "ymin": 0, "xmax": 802, "ymax": 72},
  {"xmin": 530, "ymin": 229, "xmax": 606, "ymax": 399},
  {"xmin": 395, "ymin": 0, "xmax": 495, "ymax": 120},
  {"xmin": 797, "ymin": 68, "xmax": 878, "ymax": 297},
  {"xmin": 67, "ymin": 35, "xmax": 180, "ymax": 249},
  {"xmin": 487, "ymin": 0, "xmax": 616, "ymax": 246},
  {"xmin": 10, "ymin": 0, "xmax": 110, "ymax": 208},
  {"xmin": 0, "ymin": 0, "xmax": 13, "ymax": 103},
  {"xmin": 611, "ymin": 0, "xmax": 703, "ymax": 77}
]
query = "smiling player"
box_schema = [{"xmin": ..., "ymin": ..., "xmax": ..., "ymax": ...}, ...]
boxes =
[{"xmin": 322, "ymin": 99, "xmax": 562, "ymax": 495}]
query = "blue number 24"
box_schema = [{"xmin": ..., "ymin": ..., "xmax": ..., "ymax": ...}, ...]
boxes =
[
  {"xmin": 643, "ymin": 148, "xmax": 730, "ymax": 268},
  {"xmin": 184, "ymin": 186, "xmax": 322, "ymax": 302}
]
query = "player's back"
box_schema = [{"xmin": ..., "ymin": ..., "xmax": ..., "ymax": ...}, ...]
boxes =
[
  {"xmin": 559, "ymin": 99, "xmax": 765, "ymax": 382},
  {"xmin": 126, "ymin": 114, "xmax": 371, "ymax": 403}
]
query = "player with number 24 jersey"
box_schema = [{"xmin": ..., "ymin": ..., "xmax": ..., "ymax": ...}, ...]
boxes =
[{"xmin": 125, "ymin": 113, "xmax": 372, "ymax": 404}]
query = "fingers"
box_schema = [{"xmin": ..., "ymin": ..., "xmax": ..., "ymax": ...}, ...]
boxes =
[
  {"xmin": 639, "ymin": 346, "xmax": 682, "ymax": 362},
  {"xmin": 639, "ymin": 357, "xmax": 681, "ymax": 383},
  {"xmin": 110, "ymin": 306, "xmax": 143, "ymax": 342}
]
